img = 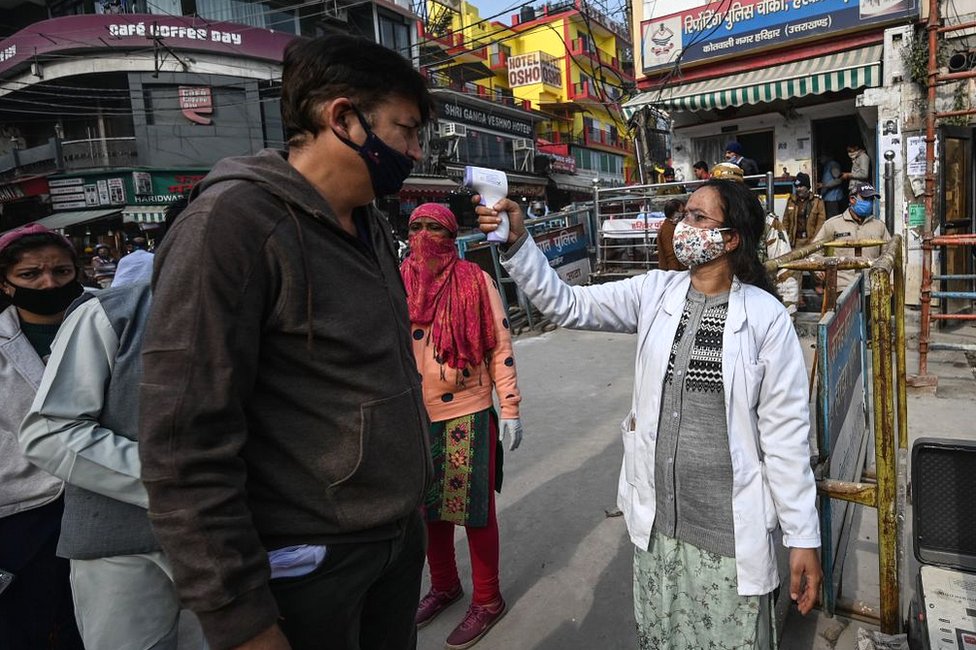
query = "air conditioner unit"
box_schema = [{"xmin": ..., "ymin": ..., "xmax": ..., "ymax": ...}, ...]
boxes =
[
  {"xmin": 439, "ymin": 122, "xmax": 467, "ymax": 138},
  {"xmin": 513, "ymin": 138, "xmax": 534, "ymax": 151}
]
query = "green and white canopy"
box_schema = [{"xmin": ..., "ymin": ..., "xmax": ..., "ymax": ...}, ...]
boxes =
[{"xmin": 623, "ymin": 45, "xmax": 882, "ymax": 117}]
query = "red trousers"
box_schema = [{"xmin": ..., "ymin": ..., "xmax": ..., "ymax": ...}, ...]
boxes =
[{"xmin": 424, "ymin": 435, "xmax": 500, "ymax": 606}]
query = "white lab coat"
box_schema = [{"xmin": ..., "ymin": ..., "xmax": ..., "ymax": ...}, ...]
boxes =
[{"xmin": 502, "ymin": 236, "xmax": 820, "ymax": 595}]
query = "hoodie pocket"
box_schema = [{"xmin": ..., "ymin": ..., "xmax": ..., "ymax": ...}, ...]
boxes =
[{"xmin": 330, "ymin": 388, "xmax": 428, "ymax": 491}]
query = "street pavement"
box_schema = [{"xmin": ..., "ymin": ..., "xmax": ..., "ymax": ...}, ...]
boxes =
[{"xmin": 416, "ymin": 312, "xmax": 976, "ymax": 650}]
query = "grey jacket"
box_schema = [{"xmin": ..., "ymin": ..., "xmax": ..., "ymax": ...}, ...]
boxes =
[
  {"xmin": 20, "ymin": 284, "xmax": 158, "ymax": 559},
  {"xmin": 848, "ymin": 150, "xmax": 871, "ymax": 191},
  {"xmin": 0, "ymin": 305, "xmax": 63, "ymax": 518}
]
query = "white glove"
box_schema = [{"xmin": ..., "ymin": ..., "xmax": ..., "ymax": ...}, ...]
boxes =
[{"xmin": 500, "ymin": 418, "xmax": 523, "ymax": 451}]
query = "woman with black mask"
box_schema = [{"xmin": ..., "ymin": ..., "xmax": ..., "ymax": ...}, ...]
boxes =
[{"xmin": 0, "ymin": 223, "xmax": 84, "ymax": 649}]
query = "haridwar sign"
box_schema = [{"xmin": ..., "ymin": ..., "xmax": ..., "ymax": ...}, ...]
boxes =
[{"xmin": 0, "ymin": 14, "xmax": 295, "ymax": 77}]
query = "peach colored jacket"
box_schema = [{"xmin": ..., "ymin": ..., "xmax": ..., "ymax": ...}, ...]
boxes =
[{"xmin": 411, "ymin": 271, "xmax": 521, "ymax": 423}]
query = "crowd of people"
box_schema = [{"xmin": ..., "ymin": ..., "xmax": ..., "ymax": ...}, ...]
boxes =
[
  {"xmin": 0, "ymin": 31, "xmax": 897, "ymax": 650},
  {"xmin": 656, "ymin": 142, "xmax": 889, "ymax": 307},
  {"xmin": 80, "ymin": 235, "xmax": 157, "ymax": 290}
]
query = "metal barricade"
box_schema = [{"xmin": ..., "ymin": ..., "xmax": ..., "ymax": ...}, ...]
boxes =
[
  {"xmin": 592, "ymin": 174, "xmax": 777, "ymax": 281},
  {"xmin": 912, "ymin": 234, "xmax": 976, "ymax": 386},
  {"xmin": 465, "ymin": 205, "xmax": 598, "ymax": 333},
  {"xmin": 766, "ymin": 237, "xmax": 908, "ymax": 634}
]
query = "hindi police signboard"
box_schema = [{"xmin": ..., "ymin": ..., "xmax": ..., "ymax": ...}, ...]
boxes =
[
  {"xmin": 536, "ymin": 224, "xmax": 591, "ymax": 285},
  {"xmin": 816, "ymin": 274, "xmax": 869, "ymax": 615},
  {"xmin": 640, "ymin": 0, "xmax": 918, "ymax": 73}
]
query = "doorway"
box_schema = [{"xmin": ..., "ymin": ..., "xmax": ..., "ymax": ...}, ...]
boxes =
[
  {"xmin": 811, "ymin": 116, "xmax": 865, "ymax": 194},
  {"xmin": 938, "ymin": 124, "xmax": 975, "ymax": 322},
  {"xmin": 693, "ymin": 129, "xmax": 774, "ymax": 174}
]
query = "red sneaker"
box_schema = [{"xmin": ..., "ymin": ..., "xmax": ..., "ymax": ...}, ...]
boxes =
[
  {"xmin": 416, "ymin": 584, "xmax": 463, "ymax": 628},
  {"xmin": 445, "ymin": 598, "xmax": 507, "ymax": 649}
]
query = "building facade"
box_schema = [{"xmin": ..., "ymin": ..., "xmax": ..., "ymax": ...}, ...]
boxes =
[
  {"xmin": 624, "ymin": 0, "xmax": 976, "ymax": 304},
  {"xmin": 0, "ymin": 0, "xmax": 422, "ymax": 249},
  {"xmin": 413, "ymin": 0, "xmax": 636, "ymax": 213}
]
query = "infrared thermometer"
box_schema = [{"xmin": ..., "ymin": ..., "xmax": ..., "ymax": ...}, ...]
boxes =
[{"xmin": 464, "ymin": 166, "xmax": 509, "ymax": 243}]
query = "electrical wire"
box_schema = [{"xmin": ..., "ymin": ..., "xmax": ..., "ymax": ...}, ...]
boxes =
[{"xmin": 1, "ymin": 1, "xmax": 637, "ymax": 153}]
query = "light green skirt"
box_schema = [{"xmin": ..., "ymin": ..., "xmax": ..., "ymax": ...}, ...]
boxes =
[{"xmin": 633, "ymin": 532, "xmax": 776, "ymax": 650}]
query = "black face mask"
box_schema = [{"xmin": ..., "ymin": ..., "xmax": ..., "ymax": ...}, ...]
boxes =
[
  {"xmin": 7, "ymin": 280, "xmax": 83, "ymax": 316},
  {"xmin": 332, "ymin": 106, "xmax": 414, "ymax": 197}
]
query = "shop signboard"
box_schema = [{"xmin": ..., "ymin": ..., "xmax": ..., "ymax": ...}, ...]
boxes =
[
  {"xmin": 439, "ymin": 102, "xmax": 535, "ymax": 138},
  {"xmin": 179, "ymin": 86, "xmax": 214, "ymax": 125},
  {"xmin": 507, "ymin": 51, "xmax": 562, "ymax": 88},
  {"xmin": 0, "ymin": 14, "xmax": 295, "ymax": 77},
  {"xmin": 535, "ymin": 224, "xmax": 590, "ymax": 285},
  {"xmin": 817, "ymin": 274, "xmax": 869, "ymax": 614},
  {"xmin": 640, "ymin": 0, "xmax": 919, "ymax": 74},
  {"xmin": 600, "ymin": 214, "xmax": 665, "ymax": 239},
  {"xmin": 50, "ymin": 170, "xmax": 206, "ymax": 210},
  {"xmin": 549, "ymin": 153, "xmax": 577, "ymax": 174}
]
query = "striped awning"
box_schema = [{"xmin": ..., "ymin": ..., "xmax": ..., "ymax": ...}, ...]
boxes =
[
  {"xmin": 123, "ymin": 206, "xmax": 168, "ymax": 224},
  {"xmin": 623, "ymin": 46, "xmax": 882, "ymax": 116},
  {"xmin": 549, "ymin": 173, "xmax": 596, "ymax": 193},
  {"xmin": 30, "ymin": 208, "xmax": 121, "ymax": 231}
]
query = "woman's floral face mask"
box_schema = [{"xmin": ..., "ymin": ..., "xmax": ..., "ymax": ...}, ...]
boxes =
[{"xmin": 672, "ymin": 221, "xmax": 731, "ymax": 268}]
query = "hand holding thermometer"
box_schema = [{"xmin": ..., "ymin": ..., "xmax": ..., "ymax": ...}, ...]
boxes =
[{"xmin": 464, "ymin": 166, "xmax": 509, "ymax": 243}]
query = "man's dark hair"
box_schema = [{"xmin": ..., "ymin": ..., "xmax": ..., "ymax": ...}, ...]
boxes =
[
  {"xmin": 693, "ymin": 160, "xmax": 708, "ymax": 173},
  {"xmin": 164, "ymin": 196, "xmax": 189, "ymax": 230},
  {"xmin": 663, "ymin": 198, "xmax": 684, "ymax": 221},
  {"xmin": 281, "ymin": 35, "xmax": 435, "ymax": 148},
  {"xmin": 700, "ymin": 179, "xmax": 778, "ymax": 298}
]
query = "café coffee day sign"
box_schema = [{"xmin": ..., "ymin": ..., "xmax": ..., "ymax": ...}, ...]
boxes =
[{"xmin": 640, "ymin": 0, "xmax": 918, "ymax": 73}]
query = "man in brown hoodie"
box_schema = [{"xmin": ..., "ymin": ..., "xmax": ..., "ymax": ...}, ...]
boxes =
[{"xmin": 139, "ymin": 35, "xmax": 434, "ymax": 650}]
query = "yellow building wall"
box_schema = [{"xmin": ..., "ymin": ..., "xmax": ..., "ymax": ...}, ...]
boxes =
[{"xmin": 424, "ymin": 0, "xmax": 636, "ymax": 180}]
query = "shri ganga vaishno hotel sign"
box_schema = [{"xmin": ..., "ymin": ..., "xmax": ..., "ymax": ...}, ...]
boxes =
[{"xmin": 179, "ymin": 86, "xmax": 213, "ymax": 125}]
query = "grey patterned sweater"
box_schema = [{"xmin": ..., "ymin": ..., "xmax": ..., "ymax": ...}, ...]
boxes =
[{"xmin": 652, "ymin": 287, "xmax": 735, "ymax": 557}]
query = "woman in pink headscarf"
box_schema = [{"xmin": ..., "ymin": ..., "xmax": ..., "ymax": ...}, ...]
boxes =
[{"xmin": 400, "ymin": 203, "xmax": 522, "ymax": 649}]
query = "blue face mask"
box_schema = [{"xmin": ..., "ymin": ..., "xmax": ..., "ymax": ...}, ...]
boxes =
[
  {"xmin": 332, "ymin": 106, "xmax": 414, "ymax": 197},
  {"xmin": 852, "ymin": 198, "xmax": 874, "ymax": 218}
]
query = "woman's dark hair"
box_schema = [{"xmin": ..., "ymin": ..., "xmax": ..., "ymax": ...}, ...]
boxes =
[
  {"xmin": 699, "ymin": 179, "xmax": 779, "ymax": 298},
  {"xmin": 0, "ymin": 232, "xmax": 79, "ymax": 280},
  {"xmin": 281, "ymin": 34, "xmax": 436, "ymax": 148}
]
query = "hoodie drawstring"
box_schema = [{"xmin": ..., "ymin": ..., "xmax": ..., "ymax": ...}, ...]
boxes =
[{"xmin": 285, "ymin": 204, "xmax": 315, "ymax": 352}]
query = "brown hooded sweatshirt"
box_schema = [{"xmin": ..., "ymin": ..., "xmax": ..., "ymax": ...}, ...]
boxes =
[{"xmin": 138, "ymin": 149, "xmax": 431, "ymax": 649}]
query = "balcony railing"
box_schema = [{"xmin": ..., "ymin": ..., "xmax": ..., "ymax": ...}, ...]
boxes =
[
  {"xmin": 61, "ymin": 137, "xmax": 138, "ymax": 170},
  {"xmin": 0, "ymin": 139, "xmax": 59, "ymax": 181},
  {"xmin": 419, "ymin": 26, "xmax": 464, "ymax": 49},
  {"xmin": 580, "ymin": 129, "xmax": 629, "ymax": 151},
  {"xmin": 537, "ymin": 129, "xmax": 631, "ymax": 153},
  {"xmin": 568, "ymin": 39, "xmax": 632, "ymax": 78},
  {"xmin": 570, "ymin": 80, "xmax": 602, "ymax": 101},
  {"xmin": 426, "ymin": 72, "xmax": 533, "ymax": 111}
]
